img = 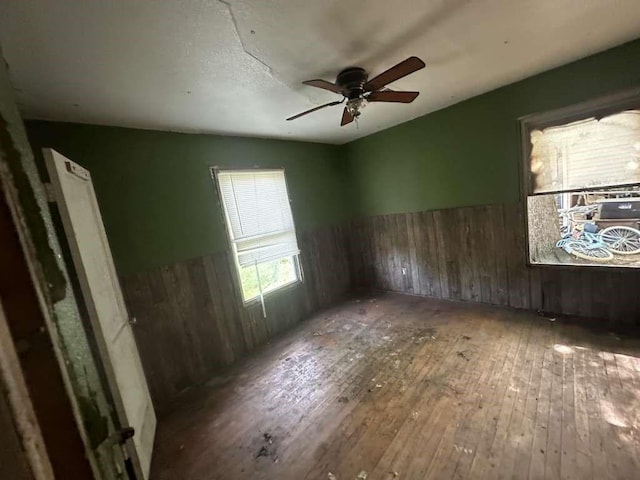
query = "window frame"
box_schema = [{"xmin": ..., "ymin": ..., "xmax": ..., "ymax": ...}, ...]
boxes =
[
  {"xmin": 210, "ymin": 166, "xmax": 304, "ymax": 305},
  {"xmin": 519, "ymin": 87, "xmax": 640, "ymax": 269}
]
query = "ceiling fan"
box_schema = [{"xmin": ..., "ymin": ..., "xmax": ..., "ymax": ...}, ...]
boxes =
[{"xmin": 287, "ymin": 56, "xmax": 425, "ymax": 126}]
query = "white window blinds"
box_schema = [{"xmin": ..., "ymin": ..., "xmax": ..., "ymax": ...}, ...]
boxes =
[{"xmin": 216, "ymin": 169, "xmax": 300, "ymax": 267}]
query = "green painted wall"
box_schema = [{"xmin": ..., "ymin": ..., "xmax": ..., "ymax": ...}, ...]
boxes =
[
  {"xmin": 27, "ymin": 123, "xmax": 350, "ymax": 275},
  {"xmin": 346, "ymin": 39, "xmax": 640, "ymax": 217},
  {"xmin": 25, "ymin": 40, "xmax": 640, "ymax": 275}
]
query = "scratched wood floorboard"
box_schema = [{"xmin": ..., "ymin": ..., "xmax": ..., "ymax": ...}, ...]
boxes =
[{"xmin": 151, "ymin": 292, "xmax": 640, "ymax": 480}]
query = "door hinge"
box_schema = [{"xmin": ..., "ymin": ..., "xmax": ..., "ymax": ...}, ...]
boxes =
[{"xmin": 114, "ymin": 426, "xmax": 135, "ymax": 445}]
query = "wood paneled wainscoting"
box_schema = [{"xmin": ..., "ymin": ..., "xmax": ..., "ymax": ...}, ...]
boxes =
[
  {"xmin": 348, "ymin": 203, "xmax": 640, "ymax": 329},
  {"xmin": 121, "ymin": 225, "xmax": 351, "ymax": 411}
]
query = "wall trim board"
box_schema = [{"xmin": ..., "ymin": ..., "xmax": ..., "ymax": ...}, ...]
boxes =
[
  {"xmin": 121, "ymin": 223, "xmax": 352, "ymax": 412},
  {"xmin": 347, "ymin": 202, "xmax": 640, "ymax": 329}
]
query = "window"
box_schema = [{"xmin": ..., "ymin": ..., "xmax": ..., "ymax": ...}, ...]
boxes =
[
  {"xmin": 214, "ymin": 169, "xmax": 301, "ymax": 303},
  {"xmin": 521, "ymin": 90, "xmax": 640, "ymax": 268}
]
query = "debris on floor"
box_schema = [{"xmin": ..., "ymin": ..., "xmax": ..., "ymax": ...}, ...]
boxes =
[
  {"xmin": 457, "ymin": 351, "xmax": 469, "ymax": 361},
  {"xmin": 356, "ymin": 471, "xmax": 368, "ymax": 479},
  {"xmin": 454, "ymin": 444, "xmax": 473, "ymax": 454},
  {"xmin": 388, "ymin": 472, "xmax": 399, "ymax": 478},
  {"xmin": 548, "ymin": 317, "xmax": 556, "ymax": 322},
  {"xmin": 328, "ymin": 473, "xmax": 337, "ymax": 480},
  {"xmin": 462, "ymin": 335, "xmax": 471, "ymax": 340},
  {"xmin": 204, "ymin": 375, "xmax": 232, "ymax": 388},
  {"xmin": 338, "ymin": 396, "xmax": 349, "ymax": 403},
  {"xmin": 255, "ymin": 432, "xmax": 278, "ymax": 462}
]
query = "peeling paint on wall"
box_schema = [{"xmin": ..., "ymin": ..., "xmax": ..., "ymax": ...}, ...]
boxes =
[
  {"xmin": 0, "ymin": 114, "xmax": 66, "ymax": 301},
  {"xmin": 0, "ymin": 51, "xmax": 125, "ymax": 479}
]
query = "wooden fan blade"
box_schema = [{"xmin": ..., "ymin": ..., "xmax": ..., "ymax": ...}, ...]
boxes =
[
  {"xmin": 302, "ymin": 79, "xmax": 345, "ymax": 94},
  {"xmin": 364, "ymin": 56, "xmax": 425, "ymax": 92},
  {"xmin": 286, "ymin": 100, "xmax": 342, "ymax": 121},
  {"xmin": 341, "ymin": 107, "xmax": 354, "ymax": 126},
  {"xmin": 367, "ymin": 91, "xmax": 419, "ymax": 103}
]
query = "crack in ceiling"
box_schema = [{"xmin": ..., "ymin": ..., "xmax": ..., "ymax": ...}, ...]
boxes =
[
  {"xmin": 1, "ymin": 0, "xmax": 639, "ymax": 144},
  {"xmin": 217, "ymin": 0, "xmax": 278, "ymax": 81}
]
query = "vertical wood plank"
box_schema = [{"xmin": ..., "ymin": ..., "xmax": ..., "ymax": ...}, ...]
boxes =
[
  {"xmin": 422, "ymin": 210, "xmax": 443, "ymax": 298},
  {"xmin": 202, "ymin": 255, "xmax": 237, "ymax": 365},
  {"xmin": 490, "ymin": 204, "xmax": 509, "ymax": 305},
  {"xmin": 406, "ymin": 212, "xmax": 420, "ymax": 294},
  {"xmin": 504, "ymin": 203, "xmax": 531, "ymax": 310},
  {"xmin": 444, "ymin": 208, "xmax": 462, "ymax": 300},
  {"xmin": 432, "ymin": 209, "xmax": 451, "ymax": 299}
]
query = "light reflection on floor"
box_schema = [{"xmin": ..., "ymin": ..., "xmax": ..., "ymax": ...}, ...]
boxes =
[{"xmin": 552, "ymin": 343, "xmax": 640, "ymax": 431}]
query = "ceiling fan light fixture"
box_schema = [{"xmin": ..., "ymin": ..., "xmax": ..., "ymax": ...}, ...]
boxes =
[{"xmin": 346, "ymin": 97, "xmax": 367, "ymax": 117}]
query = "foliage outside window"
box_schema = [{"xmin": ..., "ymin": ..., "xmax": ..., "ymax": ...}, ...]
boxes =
[
  {"xmin": 238, "ymin": 256, "xmax": 298, "ymax": 301},
  {"xmin": 521, "ymin": 91, "xmax": 640, "ymax": 268},
  {"xmin": 214, "ymin": 169, "xmax": 301, "ymax": 304}
]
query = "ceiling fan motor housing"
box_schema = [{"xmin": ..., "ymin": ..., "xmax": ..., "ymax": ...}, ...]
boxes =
[{"xmin": 336, "ymin": 67, "xmax": 368, "ymax": 98}]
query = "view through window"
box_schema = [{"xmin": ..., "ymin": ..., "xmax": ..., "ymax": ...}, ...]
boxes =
[
  {"xmin": 215, "ymin": 169, "xmax": 301, "ymax": 302},
  {"xmin": 523, "ymin": 97, "xmax": 640, "ymax": 267}
]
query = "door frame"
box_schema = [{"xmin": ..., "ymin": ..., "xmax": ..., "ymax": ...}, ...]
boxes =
[
  {"xmin": 1, "ymin": 56, "xmax": 129, "ymax": 478},
  {"xmin": 0, "ymin": 186, "xmax": 93, "ymax": 478},
  {"xmin": 0, "ymin": 297, "xmax": 54, "ymax": 480}
]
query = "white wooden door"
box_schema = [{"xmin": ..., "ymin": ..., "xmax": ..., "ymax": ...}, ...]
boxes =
[{"xmin": 44, "ymin": 149, "xmax": 155, "ymax": 479}]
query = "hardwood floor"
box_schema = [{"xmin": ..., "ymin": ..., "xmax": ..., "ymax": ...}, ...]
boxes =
[{"xmin": 151, "ymin": 293, "xmax": 640, "ymax": 480}]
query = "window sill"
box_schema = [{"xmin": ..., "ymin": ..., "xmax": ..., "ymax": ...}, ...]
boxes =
[
  {"xmin": 527, "ymin": 260, "xmax": 638, "ymax": 272},
  {"xmin": 241, "ymin": 278, "xmax": 303, "ymax": 307}
]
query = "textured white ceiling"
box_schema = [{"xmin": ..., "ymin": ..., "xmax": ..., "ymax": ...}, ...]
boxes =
[{"xmin": 1, "ymin": 0, "xmax": 640, "ymax": 144}]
